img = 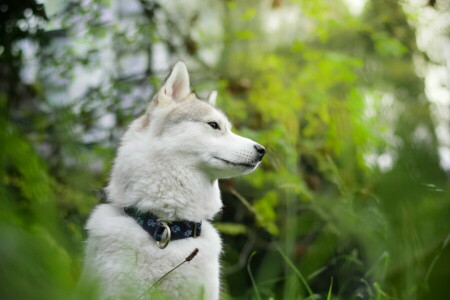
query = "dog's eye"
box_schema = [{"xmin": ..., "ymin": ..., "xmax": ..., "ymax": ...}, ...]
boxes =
[{"xmin": 207, "ymin": 122, "xmax": 220, "ymax": 130}]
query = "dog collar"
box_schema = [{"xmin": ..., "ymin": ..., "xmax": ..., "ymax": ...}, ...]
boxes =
[{"xmin": 124, "ymin": 207, "xmax": 202, "ymax": 249}]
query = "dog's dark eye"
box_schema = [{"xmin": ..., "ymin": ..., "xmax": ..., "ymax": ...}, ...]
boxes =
[{"xmin": 207, "ymin": 122, "xmax": 220, "ymax": 130}]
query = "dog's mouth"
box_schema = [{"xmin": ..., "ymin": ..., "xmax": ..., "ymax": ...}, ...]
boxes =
[{"xmin": 213, "ymin": 157, "xmax": 257, "ymax": 169}]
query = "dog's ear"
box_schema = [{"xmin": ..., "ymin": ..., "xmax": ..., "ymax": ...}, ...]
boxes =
[
  {"xmin": 159, "ymin": 62, "xmax": 191, "ymax": 104},
  {"xmin": 206, "ymin": 91, "xmax": 217, "ymax": 106}
]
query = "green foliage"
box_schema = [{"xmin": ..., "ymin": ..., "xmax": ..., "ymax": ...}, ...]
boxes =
[
  {"xmin": 253, "ymin": 191, "xmax": 279, "ymax": 235},
  {"xmin": 215, "ymin": 222, "xmax": 248, "ymax": 236}
]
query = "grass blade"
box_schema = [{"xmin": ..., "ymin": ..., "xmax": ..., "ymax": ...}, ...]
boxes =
[
  {"xmin": 247, "ymin": 251, "xmax": 262, "ymax": 300},
  {"xmin": 327, "ymin": 277, "xmax": 333, "ymax": 300},
  {"xmin": 274, "ymin": 243, "xmax": 316, "ymax": 300}
]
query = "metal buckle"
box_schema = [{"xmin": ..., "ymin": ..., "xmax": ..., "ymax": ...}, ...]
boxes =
[{"xmin": 156, "ymin": 221, "xmax": 171, "ymax": 249}]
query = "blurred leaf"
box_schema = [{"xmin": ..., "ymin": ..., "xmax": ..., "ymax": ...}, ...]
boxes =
[{"xmin": 215, "ymin": 222, "xmax": 248, "ymax": 235}]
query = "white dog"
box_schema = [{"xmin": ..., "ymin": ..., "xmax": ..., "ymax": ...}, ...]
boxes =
[{"xmin": 83, "ymin": 62, "xmax": 265, "ymax": 299}]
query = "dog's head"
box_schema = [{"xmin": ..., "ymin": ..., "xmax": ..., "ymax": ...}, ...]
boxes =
[
  {"xmin": 130, "ymin": 62, "xmax": 265, "ymax": 179},
  {"xmin": 107, "ymin": 62, "xmax": 265, "ymax": 208}
]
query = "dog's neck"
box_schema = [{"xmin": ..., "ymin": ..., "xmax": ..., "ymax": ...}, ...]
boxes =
[
  {"xmin": 107, "ymin": 155, "xmax": 222, "ymax": 222},
  {"xmin": 135, "ymin": 171, "xmax": 222, "ymax": 222}
]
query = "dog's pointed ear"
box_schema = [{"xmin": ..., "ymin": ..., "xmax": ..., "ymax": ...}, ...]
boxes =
[
  {"xmin": 206, "ymin": 91, "xmax": 217, "ymax": 106},
  {"xmin": 160, "ymin": 62, "xmax": 191, "ymax": 104}
]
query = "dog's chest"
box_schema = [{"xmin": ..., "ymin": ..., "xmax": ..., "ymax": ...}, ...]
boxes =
[{"xmin": 85, "ymin": 204, "xmax": 222, "ymax": 299}]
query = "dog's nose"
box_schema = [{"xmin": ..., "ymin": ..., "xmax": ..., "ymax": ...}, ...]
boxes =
[{"xmin": 254, "ymin": 144, "xmax": 266, "ymax": 160}]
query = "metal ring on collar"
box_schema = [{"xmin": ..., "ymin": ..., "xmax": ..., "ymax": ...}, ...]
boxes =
[{"xmin": 156, "ymin": 222, "xmax": 171, "ymax": 249}]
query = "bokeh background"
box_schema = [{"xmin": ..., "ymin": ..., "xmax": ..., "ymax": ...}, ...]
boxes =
[{"xmin": 1, "ymin": 0, "xmax": 449, "ymax": 299}]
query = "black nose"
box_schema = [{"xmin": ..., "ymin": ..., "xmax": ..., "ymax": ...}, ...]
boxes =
[{"xmin": 254, "ymin": 144, "xmax": 266, "ymax": 160}]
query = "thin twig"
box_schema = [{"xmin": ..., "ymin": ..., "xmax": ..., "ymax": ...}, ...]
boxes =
[
  {"xmin": 137, "ymin": 248, "xmax": 199, "ymax": 299},
  {"xmin": 228, "ymin": 187, "xmax": 259, "ymax": 217}
]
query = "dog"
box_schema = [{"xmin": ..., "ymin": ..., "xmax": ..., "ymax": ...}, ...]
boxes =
[{"xmin": 82, "ymin": 62, "xmax": 265, "ymax": 299}]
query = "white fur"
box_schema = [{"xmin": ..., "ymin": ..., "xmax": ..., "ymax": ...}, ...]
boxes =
[
  {"xmin": 83, "ymin": 62, "xmax": 264, "ymax": 299},
  {"xmin": 207, "ymin": 91, "xmax": 218, "ymax": 106}
]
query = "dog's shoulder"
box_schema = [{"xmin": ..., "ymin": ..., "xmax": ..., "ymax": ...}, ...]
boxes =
[{"xmin": 85, "ymin": 204, "xmax": 143, "ymax": 239}]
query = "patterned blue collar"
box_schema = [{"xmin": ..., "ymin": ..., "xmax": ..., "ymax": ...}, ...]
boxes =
[{"xmin": 124, "ymin": 207, "xmax": 202, "ymax": 245}]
